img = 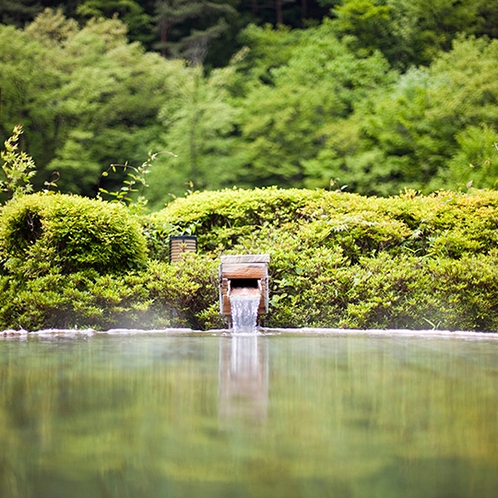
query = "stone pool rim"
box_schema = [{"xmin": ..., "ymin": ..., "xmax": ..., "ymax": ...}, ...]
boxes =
[{"xmin": 2, "ymin": 327, "xmax": 498, "ymax": 340}]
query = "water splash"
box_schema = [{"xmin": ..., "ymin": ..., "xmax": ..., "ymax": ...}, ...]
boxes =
[{"xmin": 229, "ymin": 288, "xmax": 261, "ymax": 333}]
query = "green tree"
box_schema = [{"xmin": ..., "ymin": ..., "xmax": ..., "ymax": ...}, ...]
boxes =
[
  {"xmin": 0, "ymin": 0, "xmax": 43, "ymax": 27},
  {"xmin": 0, "ymin": 22, "xmax": 62, "ymax": 181},
  {"xmin": 386, "ymin": 0, "xmax": 482, "ymax": 65},
  {"xmin": 146, "ymin": 61, "xmax": 242, "ymax": 208},
  {"xmin": 153, "ymin": 0, "xmax": 236, "ymax": 62},
  {"xmin": 232, "ymin": 20, "xmax": 395, "ymax": 189},
  {"xmin": 235, "ymin": 23, "xmax": 304, "ymax": 88},
  {"xmin": 0, "ymin": 9, "xmax": 179, "ymax": 196},
  {"xmin": 76, "ymin": 0, "xmax": 154, "ymax": 46},
  {"xmin": 445, "ymin": 125, "xmax": 498, "ymax": 190},
  {"xmin": 333, "ymin": 0, "xmax": 393, "ymax": 54},
  {"xmin": 426, "ymin": 36, "xmax": 498, "ymax": 189},
  {"xmin": 331, "ymin": 0, "xmax": 498, "ymax": 69},
  {"xmin": 309, "ymin": 36, "xmax": 498, "ymax": 195}
]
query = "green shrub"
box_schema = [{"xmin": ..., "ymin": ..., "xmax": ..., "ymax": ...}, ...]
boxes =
[
  {"xmin": 144, "ymin": 255, "xmax": 223, "ymax": 330},
  {"xmin": 147, "ymin": 187, "xmax": 498, "ymax": 332},
  {"xmin": 2, "ymin": 187, "xmax": 498, "ymax": 331},
  {"xmin": 150, "ymin": 187, "xmax": 498, "ymax": 261},
  {"xmin": 0, "ymin": 255, "xmax": 221, "ymax": 332},
  {"xmin": 145, "ymin": 187, "xmax": 324, "ymax": 256},
  {"xmin": 0, "ymin": 193, "xmax": 149, "ymax": 277}
]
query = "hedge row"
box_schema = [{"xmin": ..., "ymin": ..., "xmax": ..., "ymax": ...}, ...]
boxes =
[
  {"xmin": 149, "ymin": 187, "xmax": 498, "ymax": 260},
  {"xmin": 1, "ymin": 188, "xmax": 498, "ymax": 331},
  {"xmin": 150, "ymin": 187, "xmax": 498, "ymax": 331}
]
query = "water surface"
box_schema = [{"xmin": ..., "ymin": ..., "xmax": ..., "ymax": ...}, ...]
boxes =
[{"xmin": 0, "ymin": 330, "xmax": 497, "ymax": 498}]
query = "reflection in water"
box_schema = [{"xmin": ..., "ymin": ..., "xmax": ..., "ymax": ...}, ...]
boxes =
[
  {"xmin": 0, "ymin": 332, "xmax": 497, "ymax": 498},
  {"xmin": 218, "ymin": 335, "xmax": 268, "ymax": 424}
]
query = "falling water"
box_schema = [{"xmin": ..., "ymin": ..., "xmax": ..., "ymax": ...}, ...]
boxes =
[{"xmin": 229, "ymin": 288, "xmax": 261, "ymax": 333}]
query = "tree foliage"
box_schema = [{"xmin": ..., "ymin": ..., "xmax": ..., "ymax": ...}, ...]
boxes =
[
  {"xmin": 153, "ymin": 0, "xmax": 236, "ymax": 62},
  {"xmin": 146, "ymin": 61, "xmax": 243, "ymax": 207},
  {"xmin": 0, "ymin": 10, "xmax": 179, "ymax": 197},
  {"xmin": 1, "ymin": 3, "xmax": 498, "ymax": 205},
  {"xmin": 77, "ymin": 0, "xmax": 154, "ymax": 46}
]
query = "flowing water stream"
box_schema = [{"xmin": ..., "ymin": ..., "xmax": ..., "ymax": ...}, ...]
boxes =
[
  {"xmin": 229, "ymin": 287, "xmax": 261, "ymax": 333},
  {"xmin": 0, "ymin": 328, "xmax": 497, "ymax": 498}
]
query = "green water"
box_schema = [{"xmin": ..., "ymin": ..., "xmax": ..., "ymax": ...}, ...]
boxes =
[{"xmin": 0, "ymin": 332, "xmax": 497, "ymax": 498}]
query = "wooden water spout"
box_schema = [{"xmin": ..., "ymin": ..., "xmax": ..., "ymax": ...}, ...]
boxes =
[{"xmin": 219, "ymin": 255, "xmax": 270, "ymax": 327}]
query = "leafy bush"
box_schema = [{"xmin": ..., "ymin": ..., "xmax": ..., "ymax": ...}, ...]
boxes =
[
  {"xmin": 0, "ymin": 193, "xmax": 225, "ymax": 331},
  {"xmin": 0, "ymin": 192, "xmax": 148, "ymax": 277},
  {"xmin": 0, "ymin": 256, "xmax": 222, "ymax": 331},
  {"xmin": 150, "ymin": 186, "xmax": 498, "ymax": 258},
  {"xmin": 146, "ymin": 187, "xmax": 328, "ymax": 255},
  {"xmin": 149, "ymin": 187, "xmax": 498, "ymax": 332},
  {"xmin": 2, "ymin": 187, "xmax": 498, "ymax": 332}
]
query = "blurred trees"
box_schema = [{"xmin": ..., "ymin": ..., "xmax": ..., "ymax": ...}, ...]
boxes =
[
  {"xmin": 327, "ymin": 36, "xmax": 498, "ymax": 195},
  {"xmin": 153, "ymin": 0, "xmax": 237, "ymax": 63},
  {"xmin": 0, "ymin": 9, "xmax": 176, "ymax": 195},
  {"xmin": 146, "ymin": 61, "xmax": 243, "ymax": 208},
  {"xmin": 76, "ymin": 0, "xmax": 154, "ymax": 46},
  {"xmin": 332, "ymin": 0, "xmax": 498, "ymax": 69},
  {"xmin": 231, "ymin": 20, "xmax": 396, "ymax": 189},
  {"xmin": 0, "ymin": 0, "xmax": 329, "ymax": 63},
  {"xmin": 0, "ymin": 0, "xmax": 44, "ymax": 26},
  {"xmin": 1, "ymin": 2, "xmax": 498, "ymax": 208}
]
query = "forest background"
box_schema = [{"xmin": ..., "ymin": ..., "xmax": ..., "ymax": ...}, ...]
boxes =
[{"xmin": 2, "ymin": 0, "xmax": 498, "ymax": 210}]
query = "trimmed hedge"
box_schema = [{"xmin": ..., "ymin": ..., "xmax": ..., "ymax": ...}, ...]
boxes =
[
  {"xmin": 0, "ymin": 257, "xmax": 220, "ymax": 331},
  {"xmin": 149, "ymin": 187, "xmax": 498, "ymax": 331},
  {"xmin": 149, "ymin": 187, "xmax": 498, "ymax": 260},
  {"xmin": 0, "ymin": 193, "xmax": 219, "ymax": 330},
  {"xmin": 0, "ymin": 193, "xmax": 149, "ymax": 276},
  {"xmin": 1, "ymin": 188, "xmax": 498, "ymax": 331}
]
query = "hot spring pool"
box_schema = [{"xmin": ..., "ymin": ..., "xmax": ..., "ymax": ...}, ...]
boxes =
[{"xmin": 0, "ymin": 328, "xmax": 497, "ymax": 498}]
